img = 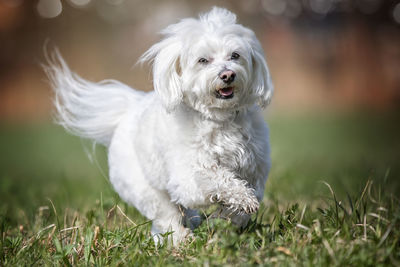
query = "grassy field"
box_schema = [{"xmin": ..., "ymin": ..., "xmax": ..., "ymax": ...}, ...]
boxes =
[{"xmin": 0, "ymin": 112, "xmax": 399, "ymax": 266}]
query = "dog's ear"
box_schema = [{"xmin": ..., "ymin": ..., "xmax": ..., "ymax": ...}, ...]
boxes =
[
  {"xmin": 140, "ymin": 38, "xmax": 183, "ymax": 112},
  {"xmin": 250, "ymin": 40, "xmax": 273, "ymax": 108}
]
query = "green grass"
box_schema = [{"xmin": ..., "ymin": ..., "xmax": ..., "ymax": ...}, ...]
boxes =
[{"xmin": 0, "ymin": 112, "xmax": 399, "ymax": 266}]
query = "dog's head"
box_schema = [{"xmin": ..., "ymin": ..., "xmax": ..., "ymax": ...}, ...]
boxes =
[{"xmin": 140, "ymin": 7, "xmax": 273, "ymax": 116}]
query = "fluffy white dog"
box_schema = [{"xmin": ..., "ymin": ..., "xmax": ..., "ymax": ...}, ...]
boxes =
[{"xmin": 46, "ymin": 7, "xmax": 273, "ymax": 244}]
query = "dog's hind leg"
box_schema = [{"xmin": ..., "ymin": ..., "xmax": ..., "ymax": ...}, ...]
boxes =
[{"xmin": 108, "ymin": 121, "xmax": 189, "ymax": 245}]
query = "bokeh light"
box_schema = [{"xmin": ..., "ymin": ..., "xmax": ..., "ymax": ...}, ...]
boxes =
[
  {"xmin": 262, "ymin": 0, "xmax": 287, "ymax": 16},
  {"xmin": 67, "ymin": 0, "xmax": 92, "ymax": 8},
  {"xmin": 393, "ymin": 2, "xmax": 400, "ymax": 24},
  {"xmin": 309, "ymin": 0, "xmax": 333, "ymax": 16},
  {"xmin": 36, "ymin": 0, "xmax": 62, "ymax": 18}
]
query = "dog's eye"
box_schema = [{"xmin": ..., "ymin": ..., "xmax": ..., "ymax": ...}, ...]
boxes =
[
  {"xmin": 198, "ymin": 58, "xmax": 209, "ymax": 64},
  {"xmin": 231, "ymin": 52, "xmax": 240, "ymax": 60}
]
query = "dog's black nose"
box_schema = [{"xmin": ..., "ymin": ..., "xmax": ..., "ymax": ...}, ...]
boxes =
[{"xmin": 219, "ymin": 69, "xmax": 236, "ymax": 84}]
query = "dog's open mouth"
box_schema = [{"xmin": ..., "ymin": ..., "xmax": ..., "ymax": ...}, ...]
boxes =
[{"xmin": 216, "ymin": 87, "xmax": 234, "ymax": 99}]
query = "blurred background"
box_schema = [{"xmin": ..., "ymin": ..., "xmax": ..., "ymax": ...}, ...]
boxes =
[
  {"xmin": 0, "ymin": 0, "xmax": 399, "ymax": 225},
  {"xmin": 1, "ymin": 0, "xmax": 400, "ymax": 119}
]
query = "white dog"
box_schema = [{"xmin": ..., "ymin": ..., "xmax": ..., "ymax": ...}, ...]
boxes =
[{"xmin": 46, "ymin": 7, "xmax": 273, "ymax": 244}]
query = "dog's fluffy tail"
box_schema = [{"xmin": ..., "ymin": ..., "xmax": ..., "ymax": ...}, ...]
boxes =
[{"xmin": 44, "ymin": 50, "xmax": 141, "ymax": 147}]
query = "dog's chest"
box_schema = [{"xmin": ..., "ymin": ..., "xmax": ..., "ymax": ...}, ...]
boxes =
[{"xmin": 192, "ymin": 119, "xmax": 258, "ymax": 176}]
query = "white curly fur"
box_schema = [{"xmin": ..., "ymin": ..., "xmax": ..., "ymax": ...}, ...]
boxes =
[{"xmin": 46, "ymin": 7, "xmax": 273, "ymax": 245}]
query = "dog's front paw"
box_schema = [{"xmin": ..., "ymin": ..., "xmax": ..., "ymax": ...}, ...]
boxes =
[
  {"xmin": 237, "ymin": 193, "xmax": 259, "ymax": 214},
  {"xmin": 215, "ymin": 190, "xmax": 259, "ymax": 214}
]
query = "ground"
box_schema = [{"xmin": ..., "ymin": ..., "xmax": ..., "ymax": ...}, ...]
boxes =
[{"xmin": 0, "ymin": 112, "xmax": 399, "ymax": 266}]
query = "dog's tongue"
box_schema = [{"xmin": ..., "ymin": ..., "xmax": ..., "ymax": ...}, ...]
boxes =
[{"xmin": 218, "ymin": 87, "xmax": 233, "ymax": 97}]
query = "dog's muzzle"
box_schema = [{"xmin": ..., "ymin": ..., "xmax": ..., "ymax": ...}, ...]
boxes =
[{"xmin": 216, "ymin": 69, "xmax": 236, "ymax": 99}]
